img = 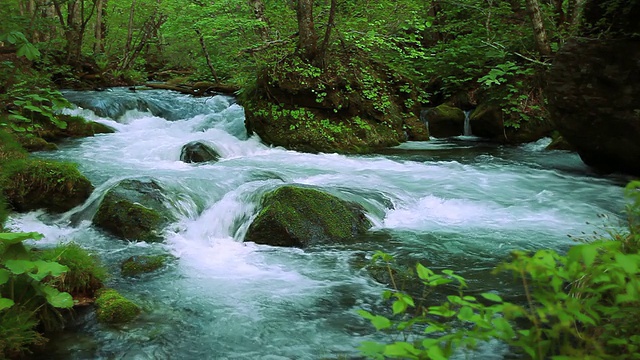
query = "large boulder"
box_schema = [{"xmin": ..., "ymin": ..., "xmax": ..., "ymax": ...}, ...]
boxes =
[
  {"xmin": 547, "ymin": 40, "xmax": 640, "ymax": 174},
  {"xmin": 469, "ymin": 104, "xmax": 553, "ymax": 143},
  {"xmin": 93, "ymin": 179, "xmax": 174, "ymax": 242},
  {"xmin": 180, "ymin": 141, "xmax": 220, "ymax": 163},
  {"xmin": 547, "ymin": 0, "xmax": 640, "ymax": 174},
  {"xmin": 244, "ymin": 186, "xmax": 372, "ymax": 248},
  {"xmin": 469, "ymin": 104, "xmax": 503, "ymax": 138},
  {"xmin": 420, "ymin": 104, "xmax": 465, "ymax": 137}
]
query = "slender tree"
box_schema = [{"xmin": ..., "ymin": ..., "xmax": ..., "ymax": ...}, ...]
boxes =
[
  {"xmin": 525, "ymin": 0, "xmax": 552, "ymax": 56},
  {"xmin": 296, "ymin": 0, "xmax": 318, "ymax": 62}
]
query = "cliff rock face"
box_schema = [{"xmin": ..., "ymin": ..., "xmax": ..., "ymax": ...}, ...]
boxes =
[{"xmin": 547, "ymin": 1, "xmax": 640, "ymax": 174}]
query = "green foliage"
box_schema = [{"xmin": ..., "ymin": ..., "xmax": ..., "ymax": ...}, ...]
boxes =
[
  {"xmin": 0, "ymin": 309, "xmax": 46, "ymax": 358},
  {"xmin": 37, "ymin": 243, "xmax": 107, "ymax": 296},
  {"xmin": 360, "ymin": 184, "xmax": 640, "ymax": 359},
  {"xmin": 0, "ymin": 31, "xmax": 41, "ymax": 61}
]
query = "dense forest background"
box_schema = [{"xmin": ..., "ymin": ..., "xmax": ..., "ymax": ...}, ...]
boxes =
[{"xmin": 1, "ymin": 0, "xmax": 591, "ymax": 125}]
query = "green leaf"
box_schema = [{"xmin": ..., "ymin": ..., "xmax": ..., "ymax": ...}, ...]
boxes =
[
  {"xmin": 42, "ymin": 286, "xmax": 73, "ymax": 308},
  {"xmin": 615, "ymin": 253, "xmax": 639, "ymax": 274},
  {"xmin": 371, "ymin": 315, "xmax": 392, "ymax": 330},
  {"xmin": 4, "ymin": 259, "xmax": 37, "ymax": 275},
  {"xmin": 0, "ymin": 232, "xmax": 43, "ymax": 245},
  {"xmin": 16, "ymin": 43, "xmax": 41, "ymax": 61},
  {"xmin": 384, "ymin": 342, "xmax": 420, "ymax": 358},
  {"xmin": 416, "ymin": 263, "xmax": 433, "ymax": 280},
  {"xmin": 0, "ymin": 269, "xmax": 10, "ymax": 285},
  {"xmin": 481, "ymin": 293, "xmax": 503, "ymax": 303},
  {"xmin": 426, "ymin": 345, "xmax": 447, "ymax": 360},
  {"xmin": 393, "ymin": 300, "xmax": 408, "ymax": 314},
  {"xmin": 0, "ymin": 297, "xmax": 15, "ymax": 311}
]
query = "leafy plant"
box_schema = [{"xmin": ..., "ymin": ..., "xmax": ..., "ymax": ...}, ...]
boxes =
[{"xmin": 359, "ymin": 182, "xmax": 640, "ymax": 359}]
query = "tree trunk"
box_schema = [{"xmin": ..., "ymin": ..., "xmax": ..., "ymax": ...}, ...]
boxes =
[
  {"xmin": 195, "ymin": 28, "xmax": 221, "ymax": 83},
  {"xmin": 525, "ymin": 0, "xmax": 552, "ymax": 56},
  {"xmin": 94, "ymin": 0, "xmax": 104, "ymax": 53},
  {"xmin": 296, "ymin": 0, "xmax": 318, "ymax": 62},
  {"xmin": 249, "ymin": 0, "xmax": 270, "ymax": 41},
  {"xmin": 319, "ymin": 0, "xmax": 337, "ymax": 66},
  {"xmin": 124, "ymin": 0, "xmax": 136, "ymax": 58}
]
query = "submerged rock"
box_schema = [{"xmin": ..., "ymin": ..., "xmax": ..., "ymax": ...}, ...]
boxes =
[
  {"xmin": 121, "ymin": 255, "xmax": 170, "ymax": 277},
  {"xmin": 93, "ymin": 179, "xmax": 174, "ymax": 242},
  {"xmin": 421, "ymin": 104, "xmax": 465, "ymax": 137},
  {"xmin": 180, "ymin": 141, "xmax": 220, "ymax": 163},
  {"xmin": 244, "ymin": 186, "xmax": 371, "ymax": 248},
  {"xmin": 95, "ymin": 289, "xmax": 140, "ymax": 324}
]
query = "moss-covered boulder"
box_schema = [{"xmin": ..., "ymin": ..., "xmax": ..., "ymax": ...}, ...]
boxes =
[
  {"xmin": 180, "ymin": 141, "xmax": 220, "ymax": 163},
  {"xmin": 120, "ymin": 255, "xmax": 169, "ymax": 277},
  {"xmin": 420, "ymin": 104, "xmax": 465, "ymax": 138},
  {"xmin": 244, "ymin": 186, "xmax": 371, "ymax": 248},
  {"xmin": 94, "ymin": 289, "xmax": 140, "ymax": 324},
  {"xmin": 0, "ymin": 159, "xmax": 94, "ymax": 213},
  {"xmin": 36, "ymin": 114, "xmax": 114, "ymax": 142},
  {"xmin": 241, "ymin": 50, "xmax": 425, "ymax": 154},
  {"xmin": 93, "ymin": 179, "xmax": 174, "ymax": 242},
  {"xmin": 469, "ymin": 104, "xmax": 503, "ymax": 138}
]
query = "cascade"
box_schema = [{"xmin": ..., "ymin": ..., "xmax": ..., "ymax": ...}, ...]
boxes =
[{"xmin": 463, "ymin": 110, "xmax": 472, "ymax": 136}]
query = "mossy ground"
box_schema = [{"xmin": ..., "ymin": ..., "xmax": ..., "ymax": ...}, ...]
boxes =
[
  {"xmin": 245, "ymin": 186, "xmax": 371, "ymax": 247},
  {"xmin": 94, "ymin": 289, "xmax": 141, "ymax": 324}
]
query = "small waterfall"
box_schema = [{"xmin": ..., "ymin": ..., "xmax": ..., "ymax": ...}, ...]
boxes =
[{"xmin": 463, "ymin": 110, "xmax": 472, "ymax": 136}]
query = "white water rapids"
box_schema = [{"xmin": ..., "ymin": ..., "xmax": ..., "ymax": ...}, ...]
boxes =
[{"xmin": 7, "ymin": 88, "xmax": 628, "ymax": 359}]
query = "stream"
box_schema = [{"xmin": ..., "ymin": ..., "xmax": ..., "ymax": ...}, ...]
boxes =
[{"xmin": 8, "ymin": 88, "xmax": 629, "ymax": 359}]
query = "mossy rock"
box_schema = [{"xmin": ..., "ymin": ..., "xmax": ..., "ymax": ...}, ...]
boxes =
[
  {"xmin": 94, "ymin": 289, "xmax": 140, "ymax": 324},
  {"xmin": 403, "ymin": 116, "xmax": 430, "ymax": 141},
  {"xmin": 93, "ymin": 179, "xmax": 174, "ymax": 242},
  {"xmin": 121, "ymin": 255, "xmax": 169, "ymax": 277},
  {"xmin": 0, "ymin": 159, "xmax": 94, "ymax": 213},
  {"xmin": 16, "ymin": 136, "xmax": 58, "ymax": 152},
  {"xmin": 36, "ymin": 115, "xmax": 114, "ymax": 142},
  {"xmin": 469, "ymin": 104, "xmax": 504, "ymax": 139},
  {"xmin": 421, "ymin": 104, "xmax": 465, "ymax": 137},
  {"xmin": 244, "ymin": 186, "xmax": 372, "ymax": 248},
  {"xmin": 180, "ymin": 141, "xmax": 220, "ymax": 163}
]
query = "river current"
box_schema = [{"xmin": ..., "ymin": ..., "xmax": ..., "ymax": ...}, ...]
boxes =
[{"xmin": 8, "ymin": 88, "xmax": 628, "ymax": 359}]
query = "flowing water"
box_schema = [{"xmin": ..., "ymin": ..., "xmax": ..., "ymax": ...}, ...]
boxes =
[{"xmin": 8, "ymin": 88, "xmax": 630, "ymax": 359}]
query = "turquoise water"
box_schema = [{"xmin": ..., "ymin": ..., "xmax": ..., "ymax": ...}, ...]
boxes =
[{"xmin": 10, "ymin": 88, "xmax": 628, "ymax": 359}]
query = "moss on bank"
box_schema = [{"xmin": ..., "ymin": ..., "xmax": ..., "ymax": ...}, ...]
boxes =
[
  {"xmin": 241, "ymin": 50, "xmax": 428, "ymax": 154},
  {"xmin": 37, "ymin": 243, "xmax": 107, "ymax": 299},
  {"xmin": 0, "ymin": 158, "xmax": 93, "ymax": 213}
]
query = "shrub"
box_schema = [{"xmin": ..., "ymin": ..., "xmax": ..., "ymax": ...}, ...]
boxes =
[{"xmin": 0, "ymin": 232, "xmax": 74, "ymax": 358}]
